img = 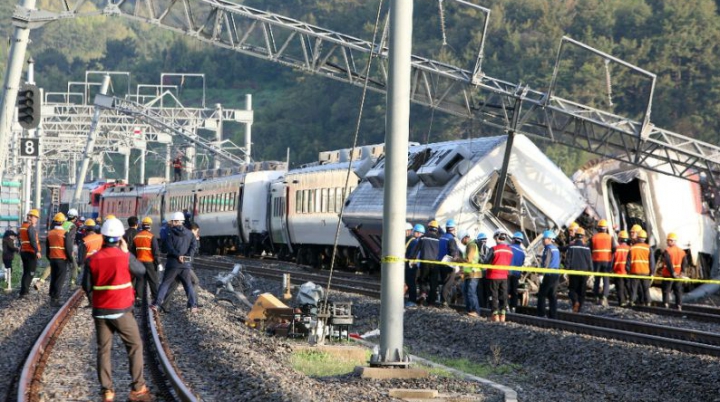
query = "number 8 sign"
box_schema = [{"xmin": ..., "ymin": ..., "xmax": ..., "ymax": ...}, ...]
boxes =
[{"xmin": 20, "ymin": 138, "xmax": 39, "ymax": 157}]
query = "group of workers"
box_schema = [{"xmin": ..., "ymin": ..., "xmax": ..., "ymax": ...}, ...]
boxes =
[
  {"xmin": 8, "ymin": 208, "xmax": 203, "ymax": 401},
  {"xmin": 404, "ymin": 218, "xmax": 690, "ymax": 321}
]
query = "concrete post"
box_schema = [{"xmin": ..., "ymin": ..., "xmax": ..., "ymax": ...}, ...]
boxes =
[
  {"xmin": 165, "ymin": 144, "xmax": 171, "ymax": 182},
  {"xmin": 245, "ymin": 94, "xmax": 252, "ymax": 164},
  {"xmin": 0, "ymin": 0, "xmax": 37, "ymax": 180},
  {"xmin": 139, "ymin": 150, "xmax": 146, "ymax": 185},
  {"xmin": 214, "ymin": 103, "xmax": 222, "ymax": 170},
  {"xmin": 98, "ymin": 155, "xmax": 103, "ymax": 179},
  {"xmin": 124, "ymin": 151, "xmax": 130, "ymax": 183},
  {"xmin": 374, "ymin": 0, "xmax": 413, "ymax": 367},
  {"xmin": 73, "ymin": 75, "xmax": 110, "ymax": 205}
]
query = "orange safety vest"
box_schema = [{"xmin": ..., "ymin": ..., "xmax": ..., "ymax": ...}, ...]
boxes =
[
  {"xmin": 83, "ymin": 232, "xmax": 103, "ymax": 259},
  {"xmin": 19, "ymin": 222, "xmax": 38, "ymax": 253},
  {"xmin": 134, "ymin": 230, "xmax": 155, "ymax": 262},
  {"xmin": 89, "ymin": 247, "xmax": 134, "ymax": 311},
  {"xmin": 173, "ymin": 158, "xmax": 182, "ymax": 169},
  {"xmin": 661, "ymin": 245, "xmax": 686, "ymax": 278},
  {"xmin": 612, "ymin": 243, "xmax": 630, "ymax": 275},
  {"xmin": 591, "ymin": 232, "xmax": 613, "ymax": 262},
  {"xmin": 48, "ymin": 227, "xmax": 68, "ymax": 260},
  {"xmin": 629, "ymin": 243, "xmax": 651, "ymax": 275}
]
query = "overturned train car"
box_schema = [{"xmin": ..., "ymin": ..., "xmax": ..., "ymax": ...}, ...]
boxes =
[
  {"xmin": 342, "ymin": 135, "xmax": 587, "ymax": 267},
  {"xmin": 573, "ymin": 159, "xmax": 717, "ymax": 280}
]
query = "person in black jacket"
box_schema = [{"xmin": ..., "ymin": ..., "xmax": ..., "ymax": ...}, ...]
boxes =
[
  {"xmin": 3, "ymin": 229, "xmax": 19, "ymax": 280},
  {"xmin": 151, "ymin": 212, "xmax": 199, "ymax": 312},
  {"xmin": 409, "ymin": 220, "xmax": 441, "ymax": 306},
  {"xmin": 565, "ymin": 227, "xmax": 593, "ymax": 313}
]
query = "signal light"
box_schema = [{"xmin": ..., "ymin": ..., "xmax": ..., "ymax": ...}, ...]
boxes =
[{"xmin": 17, "ymin": 84, "xmax": 40, "ymax": 130}]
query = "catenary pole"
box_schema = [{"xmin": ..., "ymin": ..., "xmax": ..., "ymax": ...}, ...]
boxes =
[
  {"xmin": 72, "ymin": 74, "xmax": 110, "ymax": 205},
  {"xmin": 375, "ymin": 0, "xmax": 412, "ymax": 366},
  {"xmin": 0, "ymin": 0, "xmax": 37, "ymax": 181},
  {"xmin": 245, "ymin": 94, "xmax": 252, "ymax": 164},
  {"xmin": 23, "ymin": 59, "xmax": 34, "ymax": 216}
]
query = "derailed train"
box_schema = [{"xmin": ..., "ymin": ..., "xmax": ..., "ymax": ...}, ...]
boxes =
[{"xmin": 58, "ymin": 134, "xmax": 717, "ymax": 278}]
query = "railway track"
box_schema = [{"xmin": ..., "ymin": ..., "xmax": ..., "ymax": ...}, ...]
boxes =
[
  {"xmin": 195, "ymin": 256, "xmax": 720, "ymax": 357},
  {"xmin": 14, "ymin": 289, "xmax": 198, "ymax": 402}
]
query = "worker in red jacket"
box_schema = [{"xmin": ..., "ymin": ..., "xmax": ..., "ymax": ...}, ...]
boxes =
[
  {"xmin": 483, "ymin": 229, "xmax": 513, "ymax": 322},
  {"xmin": 83, "ymin": 218, "xmax": 150, "ymax": 402}
]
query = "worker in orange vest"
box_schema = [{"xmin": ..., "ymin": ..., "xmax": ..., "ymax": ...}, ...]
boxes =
[
  {"xmin": 46, "ymin": 213, "xmax": 75, "ymax": 307},
  {"xmin": 626, "ymin": 230, "xmax": 654, "ymax": 306},
  {"xmin": 611, "ymin": 231, "xmax": 631, "ymax": 307},
  {"xmin": 131, "ymin": 217, "xmax": 161, "ymax": 303},
  {"xmin": 18, "ymin": 209, "xmax": 41, "ymax": 298},
  {"xmin": 172, "ymin": 154, "xmax": 183, "ymax": 182},
  {"xmin": 78, "ymin": 219, "xmax": 103, "ymax": 304},
  {"xmin": 590, "ymin": 219, "xmax": 616, "ymax": 306},
  {"xmin": 661, "ymin": 233, "xmax": 688, "ymax": 311}
]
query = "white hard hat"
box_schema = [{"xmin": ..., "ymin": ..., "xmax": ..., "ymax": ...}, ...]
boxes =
[
  {"xmin": 405, "ymin": 222, "xmax": 413, "ymax": 231},
  {"xmin": 67, "ymin": 208, "xmax": 79, "ymax": 218},
  {"xmin": 171, "ymin": 211, "xmax": 185, "ymax": 221},
  {"xmin": 459, "ymin": 230, "xmax": 470, "ymax": 239},
  {"xmin": 101, "ymin": 218, "xmax": 125, "ymax": 237}
]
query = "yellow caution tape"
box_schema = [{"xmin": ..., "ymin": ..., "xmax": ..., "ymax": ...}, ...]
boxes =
[{"xmin": 380, "ymin": 256, "xmax": 719, "ymax": 285}]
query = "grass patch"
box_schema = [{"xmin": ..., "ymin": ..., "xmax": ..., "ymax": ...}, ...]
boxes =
[{"xmin": 290, "ymin": 349, "xmax": 371, "ymax": 377}]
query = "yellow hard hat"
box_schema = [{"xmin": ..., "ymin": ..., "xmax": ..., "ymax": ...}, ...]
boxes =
[
  {"xmin": 142, "ymin": 217, "xmax": 153, "ymax": 225},
  {"xmin": 53, "ymin": 213, "xmax": 67, "ymax": 222},
  {"xmin": 576, "ymin": 227, "xmax": 586, "ymax": 236},
  {"xmin": 618, "ymin": 230, "xmax": 629, "ymax": 239},
  {"xmin": 597, "ymin": 219, "xmax": 609, "ymax": 228},
  {"xmin": 568, "ymin": 222, "xmax": 579, "ymax": 230},
  {"xmin": 630, "ymin": 224, "xmax": 642, "ymax": 233},
  {"xmin": 105, "ymin": 214, "xmax": 116, "ymax": 220},
  {"xmin": 84, "ymin": 219, "xmax": 96, "ymax": 227},
  {"xmin": 27, "ymin": 209, "xmax": 40, "ymax": 218},
  {"xmin": 638, "ymin": 230, "xmax": 648, "ymax": 239},
  {"xmin": 667, "ymin": 232, "xmax": 678, "ymax": 241},
  {"xmin": 427, "ymin": 220, "xmax": 439, "ymax": 229}
]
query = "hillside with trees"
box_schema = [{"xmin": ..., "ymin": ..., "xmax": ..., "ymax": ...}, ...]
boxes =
[{"xmin": 1, "ymin": 0, "xmax": 719, "ymax": 176}]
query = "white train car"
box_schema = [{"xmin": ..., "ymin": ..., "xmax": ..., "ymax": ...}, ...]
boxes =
[
  {"xmin": 572, "ymin": 159, "xmax": 716, "ymax": 279},
  {"xmin": 343, "ymin": 135, "xmax": 587, "ymax": 267},
  {"xmin": 270, "ymin": 155, "xmax": 373, "ymax": 268}
]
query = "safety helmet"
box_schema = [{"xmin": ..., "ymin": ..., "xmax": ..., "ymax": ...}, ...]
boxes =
[
  {"xmin": 630, "ymin": 224, "xmax": 642, "ymax": 233},
  {"xmin": 67, "ymin": 208, "xmax": 78, "ymax": 218},
  {"xmin": 597, "ymin": 219, "xmax": 609, "ymax": 228},
  {"xmin": 27, "ymin": 209, "xmax": 40, "ymax": 218},
  {"xmin": 427, "ymin": 220, "xmax": 439, "ymax": 229},
  {"xmin": 543, "ymin": 230, "xmax": 556, "ymax": 239},
  {"xmin": 142, "ymin": 217, "xmax": 153, "ymax": 225},
  {"xmin": 638, "ymin": 230, "xmax": 648, "ymax": 239},
  {"xmin": 493, "ymin": 229, "xmax": 508, "ymax": 238},
  {"xmin": 171, "ymin": 211, "xmax": 185, "ymax": 221},
  {"xmin": 53, "ymin": 213, "xmax": 66, "ymax": 223},
  {"xmin": 413, "ymin": 224, "xmax": 426, "ymax": 234},
  {"xmin": 667, "ymin": 232, "xmax": 678, "ymax": 241},
  {"xmin": 405, "ymin": 222, "xmax": 413, "ymax": 231},
  {"xmin": 618, "ymin": 230, "xmax": 629, "ymax": 239},
  {"xmin": 459, "ymin": 230, "xmax": 470, "ymax": 239},
  {"xmin": 568, "ymin": 222, "xmax": 579, "ymax": 230},
  {"xmin": 105, "ymin": 214, "xmax": 116, "ymax": 220},
  {"xmin": 476, "ymin": 232, "xmax": 488, "ymax": 241},
  {"xmin": 512, "ymin": 232, "xmax": 524, "ymax": 240},
  {"xmin": 575, "ymin": 227, "xmax": 586, "ymax": 236},
  {"xmin": 445, "ymin": 219, "xmax": 456, "ymax": 229},
  {"xmin": 84, "ymin": 218, "xmax": 96, "ymax": 227},
  {"xmin": 101, "ymin": 218, "xmax": 125, "ymax": 238}
]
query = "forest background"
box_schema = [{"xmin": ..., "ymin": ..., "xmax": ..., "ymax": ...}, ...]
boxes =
[{"xmin": 0, "ymin": 0, "xmax": 717, "ymax": 181}]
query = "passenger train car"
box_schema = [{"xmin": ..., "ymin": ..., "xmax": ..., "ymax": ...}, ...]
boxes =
[{"xmin": 573, "ymin": 158, "xmax": 717, "ymax": 279}]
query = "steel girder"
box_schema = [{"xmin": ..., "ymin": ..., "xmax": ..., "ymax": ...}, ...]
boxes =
[{"xmin": 15, "ymin": 0, "xmax": 720, "ymax": 185}]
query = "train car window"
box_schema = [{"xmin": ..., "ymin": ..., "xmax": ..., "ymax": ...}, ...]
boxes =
[
  {"xmin": 321, "ymin": 188, "xmax": 328, "ymax": 213},
  {"xmin": 308, "ymin": 190, "xmax": 316, "ymax": 213},
  {"xmin": 296, "ymin": 190, "xmax": 302, "ymax": 214},
  {"xmin": 328, "ymin": 188, "xmax": 335, "ymax": 213},
  {"xmin": 335, "ymin": 188, "xmax": 342, "ymax": 213}
]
